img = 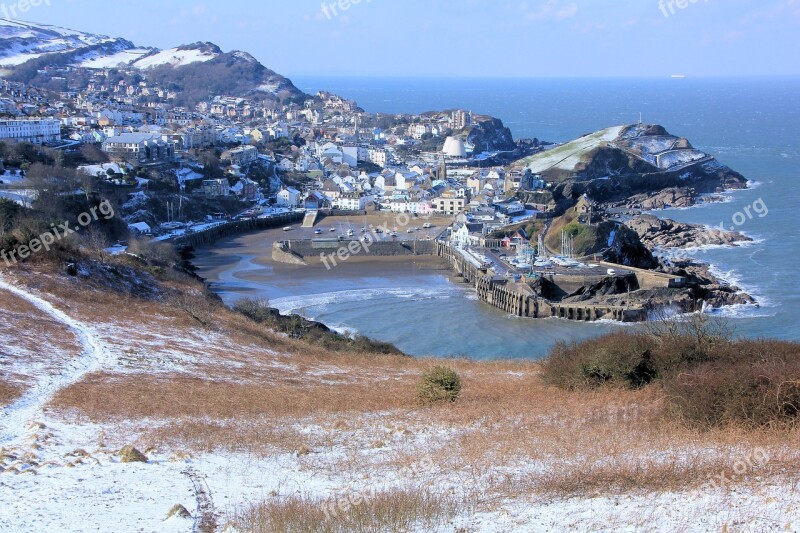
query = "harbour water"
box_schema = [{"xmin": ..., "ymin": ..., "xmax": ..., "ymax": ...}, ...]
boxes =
[{"xmin": 193, "ymin": 77, "xmax": 800, "ymax": 359}]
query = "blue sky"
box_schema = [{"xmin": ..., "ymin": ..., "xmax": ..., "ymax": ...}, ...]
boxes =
[{"xmin": 20, "ymin": 0, "xmax": 800, "ymax": 77}]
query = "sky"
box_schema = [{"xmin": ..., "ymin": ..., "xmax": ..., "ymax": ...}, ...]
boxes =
[{"xmin": 13, "ymin": 0, "xmax": 800, "ymax": 78}]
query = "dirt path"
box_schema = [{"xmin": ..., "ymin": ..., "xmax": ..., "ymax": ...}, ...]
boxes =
[
  {"xmin": 183, "ymin": 466, "xmax": 218, "ymax": 532},
  {"xmin": 0, "ymin": 275, "xmax": 113, "ymax": 448}
]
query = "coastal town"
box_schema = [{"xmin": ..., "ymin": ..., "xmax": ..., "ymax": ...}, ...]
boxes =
[
  {"xmin": 0, "ymin": 20, "xmax": 756, "ymax": 322},
  {"xmin": 1, "ymin": 9, "xmax": 796, "ymax": 533}
]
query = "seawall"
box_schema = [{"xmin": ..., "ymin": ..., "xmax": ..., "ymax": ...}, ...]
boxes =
[
  {"xmin": 276, "ymin": 238, "xmax": 437, "ymax": 261},
  {"xmin": 436, "ymin": 242, "xmax": 644, "ymax": 322},
  {"xmin": 171, "ymin": 213, "xmax": 304, "ymax": 248}
]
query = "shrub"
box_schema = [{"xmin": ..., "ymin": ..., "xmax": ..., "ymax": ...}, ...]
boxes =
[
  {"xmin": 233, "ymin": 297, "xmax": 275, "ymax": 323},
  {"xmin": 542, "ymin": 315, "xmax": 734, "ymax": 390},
  {"xmin": 540, "ymin": 332, "xmax": 657, "ymax": 390},
  {"xmin": 231, "ymin": 488, "xmax": 457, "ymax": 533},
  {"xmin": 417, "ymin": 366, "xmax": 461, "ymax": 404},
  {"xmin": 663, "ymin": 339, "xmax": 800, "ymax": 429}
]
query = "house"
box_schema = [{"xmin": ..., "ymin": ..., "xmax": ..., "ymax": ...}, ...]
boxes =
[
  {"xmin": 276, "ymin": 187, "xmax": 301, "ymax": 207},
  {"xmin": 222, "ymin": 145, "xmax": 258, "ymax": 166},
  {"xmin": 277, "ymin": 158, "xmax": 294, "ymax": 172},
  {"xmin": 433, "ymin": 188, "xmax": 468, "ymax": 214},
  {"xmin": 451, "ymin": 222, "xmax": 484, "ymax": 248},
  {"xmin": 202, "ymin": 179, "xmax": 230, "ymax": 197},
  {"xmin": 0, "ymin": 118, "xmax": 61, "ymax": 144},
  {"xmin": 334, "ymin": 192, "xmax": 374, "ymax": 211},
  {"xmin": 304, "ymin": 191, "xmax": 328, "ymax": 210},
  {"xmin": 102, "ymin": 132, "xmax": 174, "ymax": 163},
  {"xmin": 127, "ymin": 221, "xmax": 152, "ymax": 235},
  {"xmin": 230, "ymin": 178, "xmax": 258, "ymax": 200},
  {"xmin": 494, "ymin": 199, "xmax": 525, "ymax": 217}
]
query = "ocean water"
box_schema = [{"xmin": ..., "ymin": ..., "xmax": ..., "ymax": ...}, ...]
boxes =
[{"xmin": 197, "ymin": 77, "xmax": 800, "ymax": 359}]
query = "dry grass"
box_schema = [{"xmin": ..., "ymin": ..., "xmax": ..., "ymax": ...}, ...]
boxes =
[
  {"xmin": 231, "ymin": 487, "xmax": 459, "ymax": 533},
  {"xmin": 0, "ymin": 380, "xmax": 22, "ymax": 407},
  {"xmin": 6, "ymin": 262, "xmax": 800, "ymax": 508}
]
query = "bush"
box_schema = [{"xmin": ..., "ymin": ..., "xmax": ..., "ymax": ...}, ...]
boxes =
[
  {"xmin": 542, "ymin": 323, "xmax": 800, "ymax": 429},
  {"xmin": 663, "ymin": 339, "xmax": 800, "ymax": 429},
  {"xmin": 541, "ymin": 315, "xmax": 733, "ymax": 390},
  {"xmin": 541, "ymin": 332, "xmax": 657, "ymax": 390},
  {"xmin": 233, "ymin": 297, "xmax": 275, "ymax": 323},
  {"xmin": 417, "ymin": 366, "xmax": 461, "ymax": 404}
]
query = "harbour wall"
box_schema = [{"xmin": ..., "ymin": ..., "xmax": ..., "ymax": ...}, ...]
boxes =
[
  {"xmin": 172, "ymin": 213, "xmax": 304, "ymax": 248},
  {"xmin": 436, "ymin": 242, "xmax": 644, "ymax": 322},
  {"xmin": 279, "ymin": 238, "xmax": 437, "ymax": 259}
]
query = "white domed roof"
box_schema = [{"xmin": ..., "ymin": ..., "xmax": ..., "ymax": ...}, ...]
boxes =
[{"xmin": 442, "ymin": 136, "xmax": 466, "ymax": 157}]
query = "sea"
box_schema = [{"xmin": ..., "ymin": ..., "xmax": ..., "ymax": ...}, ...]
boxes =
[{"xmin": 193, "ymin": 77, "xmax": 800, "ymax": 360}]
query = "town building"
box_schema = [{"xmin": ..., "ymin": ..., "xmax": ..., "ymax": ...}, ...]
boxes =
[
  {"xmin": 102, "ymin": 132, "xmax": 174, "ymax": 163},
  {"xmin": 0, "ymin": 118, "xmax": 61, "ymax": 144},
  {"xmin": 222, "ymin": 145, "xmax": 258, "ymax": 166}
]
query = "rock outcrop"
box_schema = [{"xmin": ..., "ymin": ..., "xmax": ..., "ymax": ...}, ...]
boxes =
[{"xmin": 625, "ymin": 214, "xmax": 752, "ymax": 250}]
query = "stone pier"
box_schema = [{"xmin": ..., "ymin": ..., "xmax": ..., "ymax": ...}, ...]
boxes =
[{"xmin": 436, "ymin": 241, "xmax": 640, "ymax": 322}]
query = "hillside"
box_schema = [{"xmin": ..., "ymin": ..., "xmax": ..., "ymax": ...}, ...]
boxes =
[
  {"xmin": 0, "ymin": 254, "xmax": 798, "ymax": 531},
  {"xmin": 0, "ymin": 17, "xmax": 140, "ymax": 67},
  {"xmin": 0, "ymin": 19, "xmax": 308, "ymax": 106},
  {"xmin": 519, "ymin": 124, "xmax": 747, "ymax": 204}
]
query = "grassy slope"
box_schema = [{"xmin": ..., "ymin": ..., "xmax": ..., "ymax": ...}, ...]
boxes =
[{"xmin": 1, "ymin": 260, "xmax": 799, "ymax": 530}]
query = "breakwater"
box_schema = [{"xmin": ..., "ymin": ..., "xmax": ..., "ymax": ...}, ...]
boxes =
[
  {"xmin": 277, "ymin": 238, "xmax": 437, "ymax": 259},
  {"xmin": 435, "ymin": 242, "xmax": 646, "ymax": 322},
  {"xmin": 171, "ymin": 213, "xmax": 304, "ymax": 248},
  {"xmin": 268, "ymin": 236, "xmax": 645, "ymax": 322}
]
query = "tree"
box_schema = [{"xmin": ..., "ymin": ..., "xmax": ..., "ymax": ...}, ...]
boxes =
[{"xmin": 80, "ymin": 144, "xmax": 108, "ymax": 164}]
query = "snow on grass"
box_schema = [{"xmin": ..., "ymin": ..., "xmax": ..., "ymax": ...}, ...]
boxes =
[
  {"xmin": 0, "ymin": 416, "xmax": 197, "ymax": 533},
  {"xmin": 132, "ymin": 47, "xmax": 218, "ymax": 69},
  {"xmin": 656, "ymin": 149, "xmax": 709, "ymax": 170},
  {"xmin": 3, "ymin": 408, "xmax": 798, "ymax": 532},
  {"xmin": 0, "ymin": 276, "xmax": 114, "ymax": 448},
  {"xmin": 78, "ymin": 162, "xmax": 128, "ymax": 177},
  {"xmin": 79, "ymin": 48, "xmax": 151, "ymax": 69},
  {"xmin": 0, "ymin": 19, "xmax": 119, "ymax": 66},
  {"xmin": 523, "ymin": 126, "xmax": 625, "ymax": 173},
  {"xmin": 0, "ymin": 170, "xmax": 24, "ymax": 184}
]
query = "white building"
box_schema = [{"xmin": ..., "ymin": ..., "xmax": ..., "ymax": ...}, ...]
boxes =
[
  {"xmin": 222, "ymin": 145, "xmax": 259, "ymax": 166},
  {"xmin": 0, "ymin": 119, "xmax": 61, "ymax": 144},
  {"xmin": 367, "ymin": 148, "xmax": 387, "ymax": 168},
  {"xmin": 276, "ymin": 187, "xmax": 301, "ymax": 207},
  {"xmin": 334, "ymin": 192, "xmax": 374, "ymax": 211}
]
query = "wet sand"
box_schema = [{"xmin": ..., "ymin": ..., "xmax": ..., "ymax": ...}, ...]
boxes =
[{"xmin": 194, "ymin": 228, "xmax": 451, "ymax": 290}]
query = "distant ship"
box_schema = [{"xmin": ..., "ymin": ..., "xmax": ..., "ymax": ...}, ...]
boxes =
[{"xmin": 670, "ymin": 74, "xmax": 687, "ymax": 79}]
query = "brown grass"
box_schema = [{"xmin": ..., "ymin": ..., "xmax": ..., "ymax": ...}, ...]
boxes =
[
  {"xmin": 0, "ymin": 380, "xmax": 22, "ymax": 407},
  {"xmin": 6, "ymin": 261, "xmax": 800, "ymax": 506},
  {"xmin": 230, "ymin": 487, "xmax": 459, "ymax": 533}
]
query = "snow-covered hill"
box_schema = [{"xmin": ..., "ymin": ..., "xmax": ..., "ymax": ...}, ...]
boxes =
[
  {"xmin": 0, "ymin": 18, "xmax": 308, "ymax": 105},
  {"xmin": 131, "ymin": 42, "xmax": 222, "ymax": 69},
  {"xmin": 0, "ymin": 17, "xmax": 136, "ymax": 66}
]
